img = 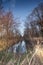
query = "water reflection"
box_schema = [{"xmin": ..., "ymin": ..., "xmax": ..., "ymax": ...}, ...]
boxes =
[
  {"xmin": 8, "ymin": 41, "xmax": 27, "ymax": 54},
  {"xmin": 16, "ymin": 41, "xmax": 27, "ymax": 54}
]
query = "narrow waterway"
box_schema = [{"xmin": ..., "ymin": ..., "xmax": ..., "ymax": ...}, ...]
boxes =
[{"xmin": 8, "ymin": 41, "xmax": 27, "ymax": 54}]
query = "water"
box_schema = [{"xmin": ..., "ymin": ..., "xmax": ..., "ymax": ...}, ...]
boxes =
[
  {"xmin": 8, "ymin": 41, "xmax": 27, "ymax": 54},
  {"xmin": 16, "ymin": 41, "xmax": 27, "ymax": 54}
]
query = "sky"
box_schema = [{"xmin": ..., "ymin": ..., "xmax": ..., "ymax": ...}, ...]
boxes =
[
  {"xmin": 14, "ymin": 0, "xmax": 43, "ymax": 35},
  {"xmin": 14, "ymin": 0, "xmax": 43, "ymax": 20},
  {"xmin": 1, "ymin": 0, "xmax": 43, "ymax": 35}
]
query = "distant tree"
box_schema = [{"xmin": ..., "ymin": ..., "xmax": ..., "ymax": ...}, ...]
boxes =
[
  {"xmin": 24, "ymin": 3, "xmax": 43, "ymax": 51},
  {"xmin": 30, "ymin": 21, "xmax": 40, "ymax": 37},
  {"xmin": 30, "ymin": 3, "xmax": 43, "ymax": 36},
  {"xmin": 0, "ymin": 0, "xmax": 21, "ymax": 51},
  {"xmin": 0, "ymin": 11, "xmax": 21, "ymax": 50},
  {"xmin": 24, "ymin": 3, "xmax": 43, "ymax": 38},
  {"xmin": 0, "ymin": 0, "xmax": 21, "ymax": 50}
]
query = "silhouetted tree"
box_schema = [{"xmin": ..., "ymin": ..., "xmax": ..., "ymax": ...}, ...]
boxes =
[
  {"xmin": 30, "ymin": 3, "xmax": 43, "ymax": 36},
  {"xmin": 24, "ymin": 3, "xmax": 43, "ymax": 51}
]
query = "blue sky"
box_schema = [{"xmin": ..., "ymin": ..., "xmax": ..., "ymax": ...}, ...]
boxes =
[
  {"xmin": 14, "ymin": 0, "xmax": 43, "ymax": 20},
  {"xmin": 2, "ymin": 0, "xmax": 43, "ymax": 35},
  {"xmin": 3, "ymin": 0, "xmax": 43, "ymax": 20},
  {"xmin": 14, "ymin": 0, "xmax": 43, "ymax": 35}
]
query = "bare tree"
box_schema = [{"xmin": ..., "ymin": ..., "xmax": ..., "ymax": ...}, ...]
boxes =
[
  {"xmin": 0, "ymin": 11, "xmax": 21, "ymax": 51},
  {"xmin": 24, "ymin": 3, "xmax": 43, "ymax": 39},
  {"xmin": 30, "ymin": 3, "xmax": 43, "ymax": 36},
  {"xmin": 24, "ymin": 3, "xmax": 43, "ymax": 51}
]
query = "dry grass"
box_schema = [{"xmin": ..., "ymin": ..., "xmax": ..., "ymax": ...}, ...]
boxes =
[{"xmin": 29, "ymin": 44, "xmax": 43, "ymax": 65}]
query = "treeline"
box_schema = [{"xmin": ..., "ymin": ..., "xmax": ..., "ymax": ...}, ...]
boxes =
[
  {"xmin": 24, "ymin": 3, "xmax": 43, "ymax": 38},
  {"xmin": 0, "ymin": 0, "xmax": 21, "ymax": 51},
  {"xmin": 23, "ymin": 3, "xmax": 43, "ymax": 50}
]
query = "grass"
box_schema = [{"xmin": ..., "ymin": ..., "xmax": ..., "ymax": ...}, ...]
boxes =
[
  {"xmin": 5, "ymin": 52, "xmax": 13, "ymax": 63},
  {"xmin": 0, "ymin": 51, "xmax": 5, "ymax": 60},
  {"xmin": 0, "ymin": 45, "xmax": 43, "ymax": 65},
  {"xmin": 0, "ymin": 51, "xmax": 13, "ymax": 63}
]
